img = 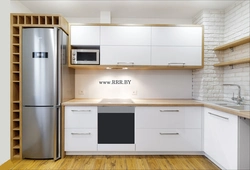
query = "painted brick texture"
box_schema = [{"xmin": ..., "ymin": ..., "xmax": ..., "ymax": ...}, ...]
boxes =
[{"xmin": 192, "ymin": 0, "xmax": 250, "ymax": 104}]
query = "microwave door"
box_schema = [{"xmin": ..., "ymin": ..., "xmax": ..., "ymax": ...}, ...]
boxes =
[{"xmin": 72, "ymin": 49, "xmax": 99, "ymax": 65}]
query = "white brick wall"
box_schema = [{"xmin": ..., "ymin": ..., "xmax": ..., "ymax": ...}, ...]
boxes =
[
  {"xmin": 192, "ymin": 10, "xmax": 224, "ymax": 101},
  {"xmin": 224, "ymin": 0, "xmax": 250, "ymax": 43},
  {"xmin": 223, "ymin": 0, "xmax": 250, "ymax": 104},
  {"xmin": 192, "ymin": 0, "xmax": 250, "ymax": 104}
]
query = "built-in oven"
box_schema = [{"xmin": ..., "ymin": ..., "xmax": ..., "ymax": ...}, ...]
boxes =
[{"xmin": 98, "ymin": 106, "xmax": 135, "ymax": 151}]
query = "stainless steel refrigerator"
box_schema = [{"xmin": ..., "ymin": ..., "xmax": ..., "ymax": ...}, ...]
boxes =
[{"xmin": 22, "ymin": 27, "xmax": 72, "ymax": 160}]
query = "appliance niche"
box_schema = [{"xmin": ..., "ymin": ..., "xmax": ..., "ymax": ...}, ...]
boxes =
[{"xmin": 97, "ymin": 106, "xmax": 135, "ymax": 151}]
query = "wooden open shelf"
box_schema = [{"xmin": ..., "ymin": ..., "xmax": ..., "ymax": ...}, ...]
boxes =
[
  {"xmin": 214, "ymin": 58, "xmax": 250, "ymax": 67},
  {"xmin": 10, "ymin": 13, "xmax": 69, "ymax": 160},
  {"xmin": 214, "ymin": 36, "xmax": 250, "ymax": 51}
]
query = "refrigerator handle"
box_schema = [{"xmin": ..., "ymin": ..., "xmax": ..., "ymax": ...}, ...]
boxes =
[
  {"xmin": 55, "ymin": 27, "xmax": 62, "ymax": 105},
  {"xmin": 54, "ymin": 106, "xmax": 61, "ymax": 161}
]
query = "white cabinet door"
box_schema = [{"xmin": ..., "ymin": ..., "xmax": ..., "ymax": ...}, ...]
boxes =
[
  {"xmin": 100, "ymin": 46, "xmax": 151, "ymax": 65},
  {"xmin": 65, "ymin": 129, "xmax": 97, "ymax": 151},
  {"xmin": 204, "ymin": 108, "xmax": 238, "ymax": 170},
  {"xmin": 136, "ymin": 129, "xmax": 202, "ymax": 151},
  {"xmin": 71, "ymin": 26, "xmax": 100, "ymax": 45},
  {"xmin": 152, "ymin": 27, "xmax": 202, "ymax": 46},
  {"xmin": 136, "ymin": 107, "xmax": 201, "ymax": 129},
  {"xmin": 151, "ymin": 46, "xmax": 202, "ymax": 66},
  {"xmin": 65, "ymin": 106, "xmax": 97, "ymax": 128},
  {"xmin": 101, "ymin": 26, "xmax": 151, "ymax": 45}
]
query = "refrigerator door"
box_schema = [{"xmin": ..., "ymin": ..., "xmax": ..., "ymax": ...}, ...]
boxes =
[
  {"xmin": 22, "ymin": 107, "xmax": 59, "ymax": 159},
  {"xmin": 22, "ymin": 28, "xmax": 58, "ymax": 106}
]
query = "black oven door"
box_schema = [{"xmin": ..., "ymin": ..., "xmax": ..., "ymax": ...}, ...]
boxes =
[{"xmin": 98, "ymin": 106, "xmax": 135, "ymax": 144}]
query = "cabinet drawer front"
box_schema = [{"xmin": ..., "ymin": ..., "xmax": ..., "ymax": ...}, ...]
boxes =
[
  {"xmin": 71, "ymin": 26, "xmax": 100, "ymax": 45},
  {"xmin": 100, "ymin": 46, "xmax": 151, "ymax": 65},
  {"xmin": 136, "ymin": 107, "xmax": 185, "ymax": 128},
  {"xmin": 101, "ymin": 26, "xmax": 151, "ymax": 45},
  {"xmin": 136, "ymin": 129, "xmax": 202, "ymax": 151},
  {"xmin": 151, "ymin": 46, "xmax": 202, "ymax": 66},
  {"xmin": 65, "ymin": 106, "xmax": 97, "ymax": 128},
  {"xmin": 65, "ymin": 129, "xmax": 97, "ymax": 151}
]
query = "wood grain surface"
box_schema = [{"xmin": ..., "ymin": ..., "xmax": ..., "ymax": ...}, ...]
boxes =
[{"xmin": 7, "ymin": 155, "xmax": 220, "ymax": 170}]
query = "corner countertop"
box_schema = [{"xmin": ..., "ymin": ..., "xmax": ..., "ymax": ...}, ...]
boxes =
[{"xmin": 62, "ymin": 98, "xmax": 250, "ymax": 119}]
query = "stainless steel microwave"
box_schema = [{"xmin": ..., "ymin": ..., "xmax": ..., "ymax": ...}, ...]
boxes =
[{"xmin": 71, "ymin": 49, "xmax": 100, "ymax": 65}]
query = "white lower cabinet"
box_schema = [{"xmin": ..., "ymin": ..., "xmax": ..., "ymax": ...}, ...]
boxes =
[
  {"xmin": 65, "ymin": 106, "xmax": 98, "ymax": 152},
  {"xmin": 136, "ymin": 129, "xmax": 202, "ymax": 151},
  {"xmin": 135, "ymin": 106, "xmax": 202, "ymax": 152},
  {"xmin": 204, "ymin": 107, "xmax": 238, "ymax": 169},
  {"xmin": 65, "ymin": 129, "xmax": 97, "ymax": 151}
]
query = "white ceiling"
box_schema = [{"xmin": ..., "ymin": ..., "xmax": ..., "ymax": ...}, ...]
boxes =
[{"xmin": 13, "ymin": 0, "xmax": 239, "ymax": 19}]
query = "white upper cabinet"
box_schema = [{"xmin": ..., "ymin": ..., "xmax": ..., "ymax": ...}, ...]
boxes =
[
  {"xmin": 100, "ymin": 26, "xmax": 151, "ymax": 45},
  {"xmin": 100, "ymin": 46, "xmax": 151, "ymax": 65},
  {"xmin": 151, "ymin": 26, "xmax": 203, "ymax": 66},
  {"xmin": 151, "ymin": 46, "xmax": 202, "ymax": 66},
  {"xmin": 152, "ymin": 27, "xmax": 202, "ymax": 46},
  {"xmin": 71, "ymin": 26, "xmax": 100, "ymax": 45}
]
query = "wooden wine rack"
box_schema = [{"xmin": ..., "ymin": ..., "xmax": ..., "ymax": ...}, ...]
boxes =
[{"xmin": 10, "ymin": 13, "xmax": 69, "ymax": 159}]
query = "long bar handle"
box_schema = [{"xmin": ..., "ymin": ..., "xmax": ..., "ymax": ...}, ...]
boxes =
[
  {"xmin": 71, "ymin": 110, "xmax": 91, "ymax": 112},
  {"xmin": 208, "ymin": 112, "xmax": 229, "ymax": 120},
  {"xmin": 168, "ymin": 63, "xmax": 185, "ymax": 66},
  {"xmin": 160, "ymin": 132, "xmax": 179, "ymax": 135},
  {"xmin": 160, "ymin": 110, "xmax": 179, "ymax": 112},
  {"xmin": 117, "ymin": 62, "xmax": 134, "ymax": 65},
  {"xmin": 71, "ymin": 133, "xmax": 91, "ymax": 135}
]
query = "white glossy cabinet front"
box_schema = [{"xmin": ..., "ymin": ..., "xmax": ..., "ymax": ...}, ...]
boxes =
[
  {"xmin": 204, "ymin": 107, "xmax": 238, "ymax": 169},
  {"xmin": 136, "ymin": 106, "xmax": 202, "ymax": 152},
  {"xmin": 151, "ymin": 26, "xmax": 203, "ymax": 66},
  {"xmin": 70, "ymin": 26, "xmax": 100, "ymax": 45},
  {"xmin": 152, "ymin": 27, "xmax": 202, "ymax": 46},
  {"xmin": 100, "ymin": 26, "xmax": 151, "ymax": 65},
  {"xmin": 151, "ymin": 47, "xmax": 202, "ymax": 66},
  {"xmin": 65, "ymin": 106, "xmax": 97, "ymax": 152},
  {"xmin": 100, "ymin": 26, "xmax": 151, "ymax": 45},
  {"xmin": 100, "ymin": 46, "xmax": 151, "ymax": 65}
]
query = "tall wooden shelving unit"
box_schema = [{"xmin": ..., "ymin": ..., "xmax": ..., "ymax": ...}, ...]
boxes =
[{"xmin": 10, "ymin": 13, "xmax": 69, "ymax": 159}]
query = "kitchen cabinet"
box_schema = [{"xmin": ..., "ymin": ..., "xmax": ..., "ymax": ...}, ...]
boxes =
[
  {"xmin": 100, "ymin": 26, "xmax": 151, "ymax": 66},
  {"xmin": 100, "ymin": 26, "xmax": 151, "ymax": 45},
  {"xmin": 69, "ymin": 24, "xmax": 203, "ymax": 69},
  {"xmin": 204, "ymin": 108, "xmax": 238, "ymax": 169},
  {"xmin": 64, "ymin": 106, "xmax": 97, "ymax": 152},
  {"xmin": 151, "ymin": 26, "xmax": 203, "ymax": 66},
  {"xmin": 152, "ymin": 27, "xmax": 202, "ymax": 46},
  {"xmin": 204, "ymin": 107, "xmax": 250, "ymax": 170},
  {"xmin": 71, "ymin": 26, "xmax": 100, "ymax": 45},
  {"xmin": 151, "ymin": 46, "xmax": 202, "ymax": 66},
  {"xmin": 135, "ymin": 106, "xmax": 202, "ymax": 152},
  {"xmin": 100, "ymin": 46, "xmax": 151, "ymax": 65}
]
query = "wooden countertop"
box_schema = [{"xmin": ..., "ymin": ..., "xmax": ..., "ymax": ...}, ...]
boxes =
[{"xmin": 62, "ymin": 98, "xmax": 250, "ymax": 119}]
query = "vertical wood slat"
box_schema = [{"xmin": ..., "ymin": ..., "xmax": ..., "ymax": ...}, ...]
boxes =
[{"xmin": 10, "ymin": 13, "xmax": 69, "ymax": 160}]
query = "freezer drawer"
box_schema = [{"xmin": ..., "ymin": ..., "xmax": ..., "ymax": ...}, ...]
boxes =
[{"xmin": 22, "ymin": 107, "xmax": 59, "ymax": 159}]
